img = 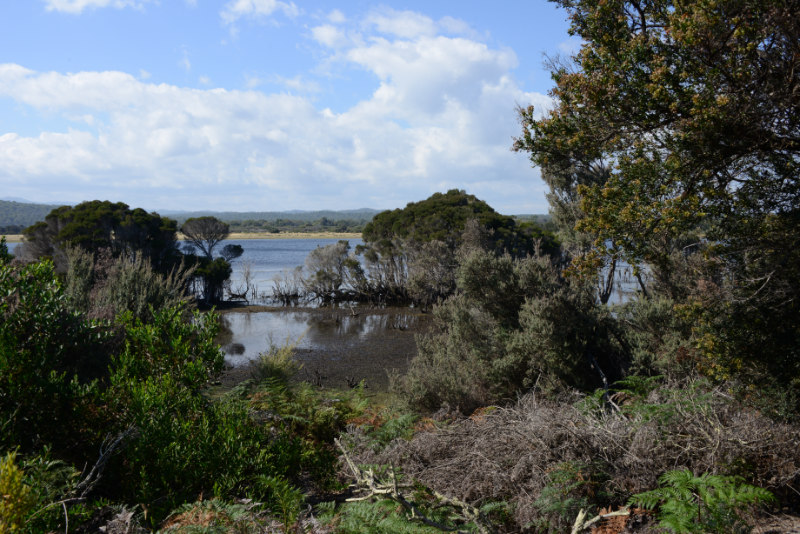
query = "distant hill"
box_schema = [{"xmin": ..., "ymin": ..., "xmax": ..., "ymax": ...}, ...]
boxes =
[
  {"xmin": 168, "ymin": 209, "xmax": 380, "ymax": 224},
  {"xmin": 0, "ymin": 200, "xmax": 62, "ymax": 233},
  {"xmin": 0, "ymin": 201, "xmax": 381, "ymax": 234}
]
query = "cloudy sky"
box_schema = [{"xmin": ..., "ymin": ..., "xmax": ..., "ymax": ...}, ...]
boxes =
[{"xmin": 0, "ymin": 1, "xmax": 576, "ymax": 214}]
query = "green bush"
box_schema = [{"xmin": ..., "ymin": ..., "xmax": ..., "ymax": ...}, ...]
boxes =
[
  {"xmin": 0, "ymin": 452, "xmax": 35, "ymax": 533},
  {"xmin": 0, "ymin": 259, "xmax": 112, "ymax": 452},
  {"xmin": 630, "ymin": 469, "xmax": 774, "ymax": 533}
]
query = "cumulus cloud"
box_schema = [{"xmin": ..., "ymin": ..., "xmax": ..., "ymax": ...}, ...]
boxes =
[
  {"xmin": 220, "ymin": 0, "xmax": 299, "ymax": 25},
  {"xmin": 0, "ymin": 7, "xmax": 552, "ymax": 212},
  {"xmin": 43, "ymin": 0, "xmax": 154, "ymax": 14},
  {"xmin": 311, "ymin": 24, "xmax": 349, "ymax": 49}
]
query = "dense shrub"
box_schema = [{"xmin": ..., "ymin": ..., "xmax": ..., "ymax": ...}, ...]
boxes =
[
  {"xmin": 65, "ymin": 246, "xmax": 194, "ymax": 321},
  {"xmin": 402, "ymin": 250, "xmax": 625, "ymax": 411},
  {"xmin": 0, "ymin": 259, "xmax": 112, "ymax": 453},
  {"xmin": 344, "ymin": 379, "xmax": 798, "ymax": 532}
]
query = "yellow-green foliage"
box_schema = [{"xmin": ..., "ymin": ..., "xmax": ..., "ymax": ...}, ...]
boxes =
[{"xmin": 0, "ymin": 452, "xmax": 35, "ymax": 533}]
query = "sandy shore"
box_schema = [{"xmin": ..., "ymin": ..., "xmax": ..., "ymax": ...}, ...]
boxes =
[
  {"xmin": 1, "ymin": 232, "xmax": 361, "ymax": 244},
  {"xmin": 225, "ymin": 232, "xmax": 361, "ymax": 240}
]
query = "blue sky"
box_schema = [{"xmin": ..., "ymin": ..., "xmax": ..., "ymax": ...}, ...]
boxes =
[{"xmin": 0, "ymin": 0, "xmax": 577, "ymax": 214}]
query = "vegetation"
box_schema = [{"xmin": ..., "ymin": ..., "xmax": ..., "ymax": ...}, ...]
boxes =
[
  {"xmin": 514, "ymin": 0, "xmax": 800, "ymax": 404},
  {"xmin": 0, "ymin": 200, "xmax": 57, "ymax": 233},
  {"xmin": 2, "ymin": 0, "xmax": 799, "ymax": 531},
  {"xmin": 285, "ymin": 190, "xmax": 558, "ymax": 307}
]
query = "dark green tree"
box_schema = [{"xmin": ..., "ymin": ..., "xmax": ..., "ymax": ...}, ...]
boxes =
[
  {"xmin": 514, "ymin": 0, "xmax": 800, "ymax": 396},
  {"xmin": 18, "ymin": 200, "xmax": 179, "ymax": 272}
]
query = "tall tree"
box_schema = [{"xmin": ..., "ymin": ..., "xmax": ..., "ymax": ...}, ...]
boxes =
[
  {"xmin": 181, "ymin": 217, "xmax": 230, "ymax": 260},
  {"xmin": 515, "ymin": 0, "xmax": 800, "ymax": 389}
]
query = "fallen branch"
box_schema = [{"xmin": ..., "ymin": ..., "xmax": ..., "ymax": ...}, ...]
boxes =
[
  {"xmin": 571, "ymin": 507, "xmax": 630, "ymax": 533},
  {"xmin": 335, "ymin": 438, "xmax": 496, "ymax": 534}
]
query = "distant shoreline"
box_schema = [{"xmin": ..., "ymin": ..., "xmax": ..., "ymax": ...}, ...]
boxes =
[{"xmin": 2, "ymin": 232, "xmax": 362, "ymax": 244}]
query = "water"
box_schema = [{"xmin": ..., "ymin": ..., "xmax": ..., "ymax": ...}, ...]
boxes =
[
  {"xmin": 217, "ymin": 308, "xmax": 425, "ymax": 389},
  {"xmin": 223, "ymin": 238, "xmax": 362, "ymax": 302}
]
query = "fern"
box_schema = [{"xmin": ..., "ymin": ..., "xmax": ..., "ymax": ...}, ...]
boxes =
[{"xmin": 629, "ymin": 469, "xmax": 775, "ymax": 533}]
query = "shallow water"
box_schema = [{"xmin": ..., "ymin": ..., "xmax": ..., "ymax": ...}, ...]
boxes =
[{"xmin": 218, "ymin": 307, "xmax": 428, "ymax": 390}]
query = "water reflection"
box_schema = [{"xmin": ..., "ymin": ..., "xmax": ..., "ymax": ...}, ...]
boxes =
[{"xmin": 219, "ymin": 308, "xmax": 426, "ymax": 390}]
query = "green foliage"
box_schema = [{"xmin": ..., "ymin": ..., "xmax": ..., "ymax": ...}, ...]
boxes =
[
  {"xmin": 364, "ymin": 189, "xmax": 555, "ymax": 258},
  {"xmin": 161, "ymin": 498, "xmax": 270, "ymax": 533},
  {"xmin": 0, "ymin": 452, "xmax": 35, "ymax": 533},
  {"xmin": 532, "ymin": 461, "xmax": 610, "ymax": 532},
  {"xmin": 255, "ymin": 475, "xmax": 304, "ymax": 528},
  {"xmin": 0, "ymin": 236, "xmax": 12, "ymax": 264},
  {"xmin": 246, "ymin": 377, "xmax": 367, "ymax": 489},
  {"xmin": 189, "ymin": 256, "xmax": 232, "ymax": 304},
  {"xmin": 515, "ymin": 0, "xmax": 800, "ymax": 401},
  {"xmin": 19, "ymin": 200, "xmax": 179, "ymax": 272},
  {"xmin": 629, "ymin": 469, "xmax": 775, "ymax": 533},
  {"xmin": 250, "ymin": 342, "xmax": 303, "ymax": 384},
  {"xmin": 181, "ymin": 217, "xmax": 229, "ymax": 260},
  {"xmin": 0, "ymin": 259, "xmax": 111, "ymax": 452},
  {"xmin": 403, "ymin": 250, "xmax": 625, "ymax": 411},
  {"xmin": 65, "ymin": 246, "xmax": 194, "ymax": 321},
  {"xmin": 17, "ymin": 448, "xmax": 92, "ymax": 533},
  {"xmin": 317, "ymin": 499, "xmax": 443, "ymax": 534}
]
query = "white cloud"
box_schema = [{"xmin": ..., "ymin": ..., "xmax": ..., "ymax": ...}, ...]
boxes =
[
  {"xmin": 364, "ymin": 8, "xmax": 437, "ymax": 39},
  {"xmin": 43, "ymin": 0, "xmax": 153, "ymax": 14},
  {"xmin": 327, "ymin": 9, "xmax": 346, "ymax": 24},
  {"xmin": 558, "ymin": 36, "xmax": 583, "ymax": 55},
  {"xmin": 0, "ymin": 8, "xmax": 552, "ymax": 213},
  {"xmin": 311, "ymin": 24, "xmax": 349, "ymax": 49},
  {"xmin": 220, "ymin": 0, "xmax": 299, "ymax": 25}
]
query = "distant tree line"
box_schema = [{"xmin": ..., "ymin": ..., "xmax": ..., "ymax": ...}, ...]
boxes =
[
  {"xmin": 226, "ymin": 216, "xmax": 367, "ymax": 234},
  {"xmin": 0, "ymin": 200, "xmax": 59, "ymax": 230}
]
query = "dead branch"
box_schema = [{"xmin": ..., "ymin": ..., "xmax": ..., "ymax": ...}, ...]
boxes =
[
  {"xmin": 335, "ymin": 438, "xmax": 496, "ymax": 534},
  {"xmin": 571, "ymin": 507, "xmax": 631, "ymax": 533}
]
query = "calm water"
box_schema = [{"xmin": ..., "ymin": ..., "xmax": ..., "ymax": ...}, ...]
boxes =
[{"xmin": 222, "ymin": 237, "xmax": 362, "ymax": 302}]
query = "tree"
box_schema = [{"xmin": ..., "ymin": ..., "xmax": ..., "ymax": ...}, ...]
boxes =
[
  {"xmin": 17, "ymin": 200, "xmax": 179, "ymax": 272},
  {"xmin": 181, "ymin": 217, "xmax": 230, "ymax": 260},
  {"xmin": 357, "ymin": 190, "xmax": 558, "ymax": 305},
  {"xmin": 515, "ymin": 0, "xmax": 800, "ymax": 393}
]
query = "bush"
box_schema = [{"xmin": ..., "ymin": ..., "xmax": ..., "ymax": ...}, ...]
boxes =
[
  {"xmin": 630, "ymin": 469, "xmax": 774, "ymax": 533},
  {"xmin": 402, "ymin": 250, "xmax": 625, "ymax": 411},
  {"xmin": 65, "ymin": 247, "xmax": 194, "ymax": 321},
  {"xmin": 0, "ymin": 259, "xmax": 112, "ymax": 453},
  {"xmin": 0, "ymin": 452, "xmax": 35, "ymax": 533},
  {"xmin": 344, "ymin": 379, "xmax": 800, "ymax": 532}
]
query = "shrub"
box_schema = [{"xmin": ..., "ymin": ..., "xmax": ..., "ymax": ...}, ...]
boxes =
[
  {"xmin": 343, "ymin": 380, "xmax": 800, "ymax": 532},
  {"xmin": 630, "ymin": 469, "xmax": 775, "ymax": 533},
  {"xmin": 0, "ymin": 259, "xmax": 112, "ymax": 452},
  {"xmin": 65, "ymin": 247, "xmax": 194, "ymax": 321},
  {"xmin": 0, "ymin": 452, "xmax": 35, "ymax": 533}
]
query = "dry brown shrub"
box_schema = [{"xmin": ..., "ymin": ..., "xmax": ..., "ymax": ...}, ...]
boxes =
[{"xmin": 341, "ymin": 381, "xmax": 800, "ymax": 532}]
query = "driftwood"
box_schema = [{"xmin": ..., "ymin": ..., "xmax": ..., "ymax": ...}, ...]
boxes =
[
  {"xmin": 335, "ymin": 438, "xmax": 496, "ymax": 534},
  {"xmin": 571, "ymin": 507, "xmax": 630, "ymax": 533}
]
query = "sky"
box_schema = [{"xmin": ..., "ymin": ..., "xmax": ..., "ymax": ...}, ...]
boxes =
[{"xmin": 0, "ymin": 0, "xmax": 577, "ymax": 214}]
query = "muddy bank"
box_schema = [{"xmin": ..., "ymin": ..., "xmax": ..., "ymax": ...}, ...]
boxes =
[{"xmin": 215, "ymin": 305, "xmax": 429, "ymax": 392}]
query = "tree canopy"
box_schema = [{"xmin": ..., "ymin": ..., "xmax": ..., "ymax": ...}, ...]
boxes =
[
  {"xmin": 515, "ymin": 0, "xmax": 800, "ymax": 389},
  {"xmin": 363, "ymin": 189, "xmax": 556, "ymax": 257},
  {"xmin": 181, "ymin": 216, "xmax": 230, "ymax": 260},
  {"xmin": 18, "ymin": 200, "xmax": 179, "ymax": 271}
]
